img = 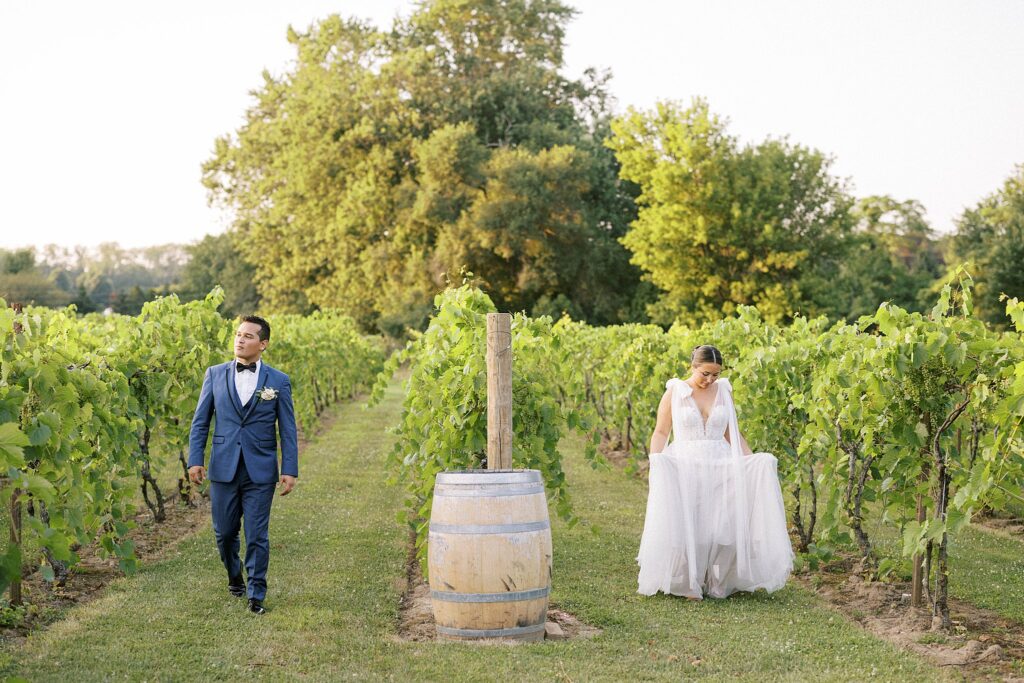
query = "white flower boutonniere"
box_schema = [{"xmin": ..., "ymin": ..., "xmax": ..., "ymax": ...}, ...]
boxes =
[{"xmin": 258, "ymin": 387, "xmax": 279, "ymax": 401}]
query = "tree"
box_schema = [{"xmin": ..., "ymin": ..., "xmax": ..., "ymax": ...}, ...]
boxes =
[
  {"xmin": 0, "ymin": 271, "xmax": 71, "ymax": 307},
  {"xmin": 0, "ymin": 249, "xmax": 36, "ymax": 274},
  {"xmin": 606, "ymin": 99, "xmax": 854, "ymax": 325},
  {"xmin": 815, "ymin": 195, "xmax": 944, "ymax": 320},
  {"xmin": 112, "ymin": 285, "xmax": 154, "ymax": 315},
  {"xmin": 177, "ymin": 233, "xmax": 262, "ymax": 317},
  {"xmin": 71, "ymin": 284, "xmax": 96, "ymax": 313},
  {"xmin": 946, "ymin": 165, "xmax": 1024, "ymax": 325},
  {"xmin": 203, "ymin": 0, "xmax": 641, "ymax": 333},
  {"xmin": 0, "ymin": 249, "xmax": 71, "ymax": 307}
]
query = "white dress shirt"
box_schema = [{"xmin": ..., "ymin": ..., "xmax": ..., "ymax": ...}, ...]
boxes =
[{"xmin": 234, "ymin": 359, "xmax": 262, "ymax": 406}]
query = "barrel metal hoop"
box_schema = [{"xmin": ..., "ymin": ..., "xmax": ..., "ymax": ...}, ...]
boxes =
[
  {"xmin": 433, "ymin": 486, "xmax": 544, "ymax": 498},
  {"xmin": 429, "ymin": 520, "xmax": 550, "ymax": 535},
  {"xmin": 436, "ymin": 470, "xmax": 542, "ymax": 485},
  {"xmin": 435, "ymin": 623, "xmax": 546, "ymax": 639},
  {"xmin": 431, "ymin": 587, "xmax": 550, "ymax": 603}
]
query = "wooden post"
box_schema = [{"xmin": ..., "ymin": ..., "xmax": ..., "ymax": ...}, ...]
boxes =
[
  {"xmin": 9, "ymin": 488, "xmax": 21, "ymax": 606},
  {"xmin": 486, "ymin": 313, "xmax": 512, "ymax": 470}
]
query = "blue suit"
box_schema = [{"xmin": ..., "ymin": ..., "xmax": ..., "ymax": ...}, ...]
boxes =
[{"xmin": 189, "ymin": 361, "xmax": 298, "ymax": 601}]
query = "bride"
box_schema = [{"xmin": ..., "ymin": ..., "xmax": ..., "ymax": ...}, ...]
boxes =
[{"xmin": 637, "ymin": 345, "xmax": 793, "ymax": 599}]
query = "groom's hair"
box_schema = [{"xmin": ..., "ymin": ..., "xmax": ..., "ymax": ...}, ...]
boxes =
[{"xmin": 242, "ymin": 315, "xmax": 271, "ymax": 342}]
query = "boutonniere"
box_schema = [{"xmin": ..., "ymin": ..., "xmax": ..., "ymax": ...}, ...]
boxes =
[{"xmin": 258, "ymin": 387, "xmax": 279, "ymax": 401}]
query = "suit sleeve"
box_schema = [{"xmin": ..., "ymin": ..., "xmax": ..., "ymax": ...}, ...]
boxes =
[
  {"xmin": 188, "ymin": 367, "xmax": 215, "ymax": 468},
  {"xmin": 277, "ymin": 375, "xmax": 299, "ymax": 477}
]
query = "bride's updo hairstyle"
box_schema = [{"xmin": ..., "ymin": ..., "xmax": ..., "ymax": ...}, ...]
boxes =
[{"xmin": 691, "ymin": 344, "xmax": 723, "ymax": 366}]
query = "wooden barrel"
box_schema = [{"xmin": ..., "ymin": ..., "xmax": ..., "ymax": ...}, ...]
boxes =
[{"xmin": 428, "ymin": 469, "xmax": 552, "ymax": 642}]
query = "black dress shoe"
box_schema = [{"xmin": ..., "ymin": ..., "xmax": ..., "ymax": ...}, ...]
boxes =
[
  {"xmin": 228, "ymin": 575, "xmax": 245, "ymax": 598},
  {"xmin": 248, "ymin": 598, "xmax": 266, "ymax": 615}
]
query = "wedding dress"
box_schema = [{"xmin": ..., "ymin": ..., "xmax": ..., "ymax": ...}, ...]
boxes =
[{"xmin": 637, "ymin": 377, "xmax": 793, "ymax": 599}]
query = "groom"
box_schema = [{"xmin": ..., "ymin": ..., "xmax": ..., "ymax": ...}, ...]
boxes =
[{"xmin": 188, "ymin": 315, "xmax": 298, "ymax": 615}]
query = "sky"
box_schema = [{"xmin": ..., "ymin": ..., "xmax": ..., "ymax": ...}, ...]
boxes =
[{"xmin": 1, "ymin": 0, "xmax": 1022, "ymax": 250}]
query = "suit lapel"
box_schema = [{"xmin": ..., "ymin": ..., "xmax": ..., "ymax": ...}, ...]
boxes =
[
  {"xmin": 224, "ymin": 362, "xmax": 244, "ymax": 418},
  {"xmin": 241, "ymin": 363, "xmax": 270, "ymax": 423}
]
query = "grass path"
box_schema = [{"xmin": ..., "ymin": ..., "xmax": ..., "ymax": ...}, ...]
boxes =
[{"xmin": 2, "ymin": 379, "xmax": 949, "ymax": 681}]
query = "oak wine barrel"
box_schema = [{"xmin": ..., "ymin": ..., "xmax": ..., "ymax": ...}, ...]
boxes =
[{"xmin": 428, "ymin": 469, "xmax": 552, "ymax": 642}]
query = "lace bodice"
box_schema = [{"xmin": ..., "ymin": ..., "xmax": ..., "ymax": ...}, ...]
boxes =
[{"xmin": 667, "ymin": 378, "xmax": 730, "ymax": 442}]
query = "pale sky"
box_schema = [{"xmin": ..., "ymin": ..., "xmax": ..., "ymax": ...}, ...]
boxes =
[{"xmin": 2, "ymin": 0, "xmax": 1022, "ymax": 250}]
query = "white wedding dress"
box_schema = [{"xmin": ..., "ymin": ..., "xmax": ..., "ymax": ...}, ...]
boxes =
[{"xmin": 637, "ymin": 377, "xmax": 793, "ymax": 599}]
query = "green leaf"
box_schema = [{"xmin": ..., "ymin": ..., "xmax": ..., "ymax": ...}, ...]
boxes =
[
  {"xmin": 0, "ymin": 422, "xmax": 29, "ymax": 467},
  {"xmin": 28, "ymin": 422, "xmax": 53, "ymax": 446}
]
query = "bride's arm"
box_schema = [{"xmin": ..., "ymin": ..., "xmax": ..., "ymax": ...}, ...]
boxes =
[
  {"xmin": 649, "ymin": 388, "xmax": 673, "ymax": 454},
  {"xmin": 723, "ymin": 427, "xmax": 755, "ymax": 456}
]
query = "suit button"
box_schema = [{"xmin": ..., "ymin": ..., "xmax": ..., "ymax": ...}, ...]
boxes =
[{"xmin": 237, "ymin": 442, "xmax": 241, "ymax": 445}]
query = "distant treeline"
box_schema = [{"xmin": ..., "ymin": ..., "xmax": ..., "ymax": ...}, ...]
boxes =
[{"xmin": 0, "ymin": 237, "xmax": 257, "ymax": 317}]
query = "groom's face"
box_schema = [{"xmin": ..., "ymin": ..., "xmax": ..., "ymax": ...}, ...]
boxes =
[{"xmin": 234, "ymin": 322, "xmax": 268, "ymax": 362}]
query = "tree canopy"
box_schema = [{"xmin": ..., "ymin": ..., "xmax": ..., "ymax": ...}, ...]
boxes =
[
  {"xmin": 806, "ymin": 195, "xmax": 946, "ymax": 321},
  {"xmin": 178, "ymin": 233, "xmax": 262, "ymax": 317},
  {"xmin": 203, "ymin": 0, "xmax": 642, "ymax": 334},
  {"xmin": 606, "ymin": 99, "xmax": 853, "ymax": 324},
  {"xmin": 946, "ymin": 165, "xmax": 1024, "ymax": 326}
]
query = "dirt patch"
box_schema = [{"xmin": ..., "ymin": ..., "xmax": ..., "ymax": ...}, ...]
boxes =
[
  {"xmin": 394, "ymin": 533, "xmax": 601, "ymax": 643},
  {"xmin": 796, "ymin": 562, "xmax": 1024, "ymax": 680},
  {"xmin": 395, "ymin": 551, "xmax": 437, "ymax": 643},
  {"xmin": 545, "ymin": 607, "xmax": 603, "ymax": 640}
]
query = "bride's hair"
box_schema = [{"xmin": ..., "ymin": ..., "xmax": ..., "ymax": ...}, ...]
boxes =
[{"xmin": 691, "ymin": 344, "xmax": 723, "ymax": 366}]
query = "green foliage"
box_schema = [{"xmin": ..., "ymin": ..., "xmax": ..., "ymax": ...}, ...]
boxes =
[
  {"xmin": 0, "ymin": 249, "xmax": 70, "ymax": 307},
  {"xmin": 0, "ymin": 250, "xmax": 36, "ymax": 275},
  {"xmin": 946, "ymin": 165, "xmax": 1024, "ymax": 326},
  {"xmin": 480, "ymin": 269, "xmax": 1022, "ymax": 619},
  {"xmin": 266, "ymin": 311, "xmax": 385, "ymax": 434},
  {"xmin": 0, "ymin": 271, "xmax": 70, "ymax": 308},
  {"xmin": 370, "ymin": 284, "xmax": 598, "ymax": 569},
  {"xmin": 814, "ymin": 195, "xmax": 945, "ymax": 320},
  {"xmin": 1, "ymin": 244, "xmax": 189, "ymax": 314},
  {"xmin": 203, "ymin": 0, "xmax": 640, "ymax": 332},
  {"xmin": 0, "ymin": 293, "xmax": 383, "ymax": 595},
  {"xmin": 607, "ymin": 98, "xmax": 854, "ymax": 325},
  {"xmin": 178, "ymin": 233, "xmax": 261, "ymax": 317}
]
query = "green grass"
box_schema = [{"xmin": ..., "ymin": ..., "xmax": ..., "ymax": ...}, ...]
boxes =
[
  {"xmin": 943, "ymin": 525, "xmax": 1024, "ymax": 624},
  {"xmin": 871, "ymin": 518, "xmax": 1024, "ymax": 624},
  {"xmin": 1, "ymin": 379, "xmax": 950, "ymax": 681}
]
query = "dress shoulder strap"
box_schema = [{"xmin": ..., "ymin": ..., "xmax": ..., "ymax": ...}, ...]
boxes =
[{"xmin": 666, "ymin": 378, "xmax": 692, "ymax": 398}]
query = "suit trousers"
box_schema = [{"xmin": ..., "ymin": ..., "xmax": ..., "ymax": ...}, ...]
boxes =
[{"xmin": 209, "ymin": 456, "xmax": 276, "ymax": 600}]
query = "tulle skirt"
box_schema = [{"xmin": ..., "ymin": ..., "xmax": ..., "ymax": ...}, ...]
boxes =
[{"xmin": 637, "ymin": 439, "xmax": 793, "ymax": 599}]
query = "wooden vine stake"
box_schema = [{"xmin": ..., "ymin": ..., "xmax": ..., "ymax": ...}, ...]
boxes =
[
  {"xmin": 910, "ymin": 468, "xmax": 929, "ymax": 607},
  {"xmin": 486, "ymin": 312, "xmax": 512, "ymax": 470},
  {"xmin": 9, "ymin": 488, "xmax": 22, "ymax": 606}
]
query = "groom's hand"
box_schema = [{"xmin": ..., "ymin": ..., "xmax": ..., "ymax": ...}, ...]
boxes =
[
  {"xmin": 279, "ymin": 475, "xmax": 296, "ymax": 496},
  {"xmin": 188, "ymin": 465, "xmax": 206, "ymax": 484}
]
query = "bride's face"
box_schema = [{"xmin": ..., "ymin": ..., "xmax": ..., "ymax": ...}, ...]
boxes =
[{"xmin": 690, "ymin": 362, "xmax": 722, "ymax": 389}]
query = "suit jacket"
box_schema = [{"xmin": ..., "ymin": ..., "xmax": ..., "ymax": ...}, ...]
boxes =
[{"xmin": 188, "ymin": 360, "xmax": 299, "ymax": 484}]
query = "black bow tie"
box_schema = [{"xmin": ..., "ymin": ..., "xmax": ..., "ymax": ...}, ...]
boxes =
[{"xmin": 236, "ymin": 362, "xmax": 258, "ymax": 373}]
